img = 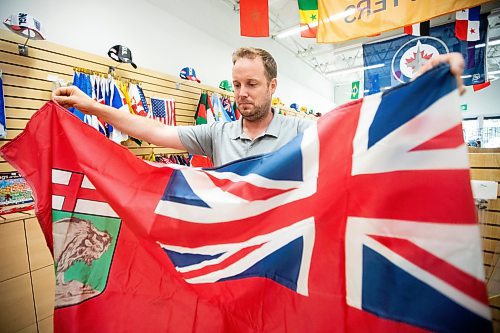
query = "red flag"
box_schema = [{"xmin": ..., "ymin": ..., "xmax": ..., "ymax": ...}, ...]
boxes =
[
  {"xmin": 0, "ymin": 66, "xmax": 492, "ymax": 332},
  {"xmin": 473, "ymin": 80, "xmax": 490, "ymax": 91},
  {"xmin": 240, "ymin": 0, "xmax": 269, "ymax": 37},
  {"xmin": 404, "ymin": 20, "xmax": 430, "ymax": 36}
]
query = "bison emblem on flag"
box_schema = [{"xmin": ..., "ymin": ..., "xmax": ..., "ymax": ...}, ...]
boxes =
[{"xmin": 0, "ymin": 65, "xmax": 492, "ymax": 332}]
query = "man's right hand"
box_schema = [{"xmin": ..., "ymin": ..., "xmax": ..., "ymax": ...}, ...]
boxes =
[{"xmin": 52, "ymin": 86, "xmax": 98, "ymax": 114}]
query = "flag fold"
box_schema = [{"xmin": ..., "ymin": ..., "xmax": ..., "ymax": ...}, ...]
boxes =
[{"xmin": 0, "ymin": 66, "xmax": 492, "ymax": 333}]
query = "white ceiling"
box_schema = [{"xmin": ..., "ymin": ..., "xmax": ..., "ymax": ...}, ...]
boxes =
[
  {"xmin": 151, "ymin": 0, "xmax": 500, "ymax": 87},
  {"xmin": 267, "ymin": 0, "xmax": 500, "ymax": 83}
]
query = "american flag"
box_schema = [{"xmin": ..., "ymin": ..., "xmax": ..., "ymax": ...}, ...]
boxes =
[{"xmin": 150, "ymin": 97, "xmax": 176, "ymax": 125}]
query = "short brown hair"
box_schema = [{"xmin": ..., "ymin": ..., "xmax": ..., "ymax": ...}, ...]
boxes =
[{"xmin": 232, "ymin": 47, "xmax": 277, "ymax": 83}]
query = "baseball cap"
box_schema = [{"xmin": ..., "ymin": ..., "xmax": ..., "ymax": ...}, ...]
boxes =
[
  {"xmin": 219, "ymin": 80, "xmax": 233, "ymax": 92},
  {"xmin": 290, "ymin": 103, "xmax": 298, "ymax": 111},
  {"xmin": 107, "ymin": 45, "xmax": 137, "ymax": 69},
  {"xmin": 3, "ymin": 13, "xmax": 45, "ymax": 40},
  {"xmin": 272, "ymin": 97, "xmax": 283, "ymax": 106},
  {"xmin": 180, "ymin": 67, "xmax": 201, "ymax": 83}
]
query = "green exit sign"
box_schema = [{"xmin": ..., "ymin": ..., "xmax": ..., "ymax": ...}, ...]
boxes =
[{"xmin": 460, "ymin": 104, "xmax": 468, "ymax": 111}]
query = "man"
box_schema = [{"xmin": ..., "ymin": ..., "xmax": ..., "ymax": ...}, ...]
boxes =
[{"xmin": 52, "ymin": 48, "xmax": 466, "ymax": 166}]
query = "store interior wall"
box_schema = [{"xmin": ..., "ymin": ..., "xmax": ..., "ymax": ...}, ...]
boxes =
[
  {"xmin": 460, "ymin": 79, "xmax": 500, "ymax": 118},
  {"xmin": 334, "ymin": 74, "xmax": 500, "ymax": 119},
  {"xmin": 0, "ymin": 0, "xmax": 336, "ymax": 114}
]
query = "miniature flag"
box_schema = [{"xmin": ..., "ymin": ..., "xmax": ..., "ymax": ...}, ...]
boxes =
[
  {"xmin": 404, "ymin": 20, "xmax": 430, "ymax": 36},
  {"xmin": 351, "ymin": 81, "xmax": 360, "ymax": 99},
  {"xmin": 240, "ymin": 0, "xmax": 269, "ymax": 37},
  {"xmin": 298, "ymin": 0, "xmax": 318, "ymax": 38},
  {"xmin": 150, "ymin": 97, "xmax": 176, "ymax": 126},
  {"xmin": 456, "ymin": 6, "xmax": 481, "ymax": 41}
]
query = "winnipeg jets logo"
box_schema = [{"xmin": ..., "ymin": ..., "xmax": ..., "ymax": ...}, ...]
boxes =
[{"xmin": 391, "ymin": 37, "xmax": 449, "ymax": 84}]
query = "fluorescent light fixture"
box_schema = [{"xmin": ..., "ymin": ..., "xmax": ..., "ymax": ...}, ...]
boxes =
[
  {"xmin": 475, "ymin": 39, "xmax": 500, "ymax": 48},
  {"xmin": 275, "ymin": 8, "xmax": 355, "ymax": 39},
  {"xmin": 276, "ymin": 25, "xmax": 311, "ymax": 39},
  {"xmin": 326, "ymin": 63, "xmax": 385, "ymax": 77}
]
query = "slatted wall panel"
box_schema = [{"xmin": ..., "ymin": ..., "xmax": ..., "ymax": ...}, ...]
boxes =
[
  {"xmin": 0, "ymin": 29, "xmax": 232, "ymax": 169},
  {"xmin": 469, "ymin": 148, "xmax": 500, "ymax": 329},
  {"xmin": 0, "ymin": 30, "xmax": 232, "ymax": 332}
]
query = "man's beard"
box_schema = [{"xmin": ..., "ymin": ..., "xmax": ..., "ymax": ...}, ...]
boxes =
[{"xmin": 238, "ymin": 98, "xmax": 272, "ymax": 122}]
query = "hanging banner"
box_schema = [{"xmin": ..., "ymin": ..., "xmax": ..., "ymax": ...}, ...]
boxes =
[
  {"xmin": 363, "ymin": 17, "xmax": 487, "ymax": 95},
  {"xmin": 317, "ymin": 0, "xmax": 490, "ymax": 43}
]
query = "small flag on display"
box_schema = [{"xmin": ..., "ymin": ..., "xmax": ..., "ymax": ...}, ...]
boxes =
[
  {"xmin": 455, "ymin": 6, "xmax": 481, "ymax": 41},
  {"xmin": 473, "ymin": 81, "xmax": 490, "ymax": 92},
  {"xmin": 150, "ymin": 97, "xmax": 176, "ymax": 126},
  {"xmin": 298, "ymin": 0, "xmax": 318, "ymax": 38},
  {"xmin": 0, "ymin": 71, "xmax": 6, "ymax": 138},
  {"xmin": 404, "ymin": 20, "xmax": 430, "ymax": 36},
  {"xmin": 351, "ymin": 81, "xmax": 360, "ymax": 99},
  {"xmin": 239, "ymin": 0, "xmax": 269, "ymax": 37}
]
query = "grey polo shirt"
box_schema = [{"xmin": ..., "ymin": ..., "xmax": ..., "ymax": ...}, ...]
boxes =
[{"xmin": 177, "ymin": 111, "xmax": 314, "ymax": 167}]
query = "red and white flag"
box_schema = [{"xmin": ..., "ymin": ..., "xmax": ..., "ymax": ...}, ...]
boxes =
[
  {"xmin": 0, "ymin": 66, "xmax": 492, "ymax": 333},
  {"xmin": 456, "ymin": 6, "xmax": 481, "ymax": 41},
  {"xmin": 404, "ymin": 20, "xmax": 430, "ymax": 36}
]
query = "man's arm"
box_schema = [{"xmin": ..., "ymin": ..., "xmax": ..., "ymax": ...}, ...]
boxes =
[{"xmin": 52, "ymin": 86, "xmax": 185, "ymax": 150}]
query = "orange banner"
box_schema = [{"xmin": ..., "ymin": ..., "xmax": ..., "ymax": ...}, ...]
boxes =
[{"xmin": 317, "ymin": 0, "xmax": 491, "ymax": 43}]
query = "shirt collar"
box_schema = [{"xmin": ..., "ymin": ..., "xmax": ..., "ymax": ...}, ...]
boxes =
[{"xmin": 231, "ymin": 108, "xmax": 281, "ymax": 140}]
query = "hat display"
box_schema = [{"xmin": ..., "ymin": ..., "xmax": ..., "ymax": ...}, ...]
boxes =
[
  {"xmin": 272, "ymin": 97, "xmax": 283, "ymax": 107},
  {"xmin": 179, "ymin": 67, "xmax": 201, "ymax": 83},
  {"xmin": 219, "ymin": 80, "xmax": 233, "ymax": 92},
  {"xmin": 107, "ymin": 45, "xmax": 137, "ymax": 69},
  {"xmin": 3, "ymin": 13, "xmax": 45, "ymax": 40}
]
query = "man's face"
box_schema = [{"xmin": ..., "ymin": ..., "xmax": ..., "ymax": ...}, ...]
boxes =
[{"xmin": 232, "ymin": 57, "xmax": 277, "ymax": 122}]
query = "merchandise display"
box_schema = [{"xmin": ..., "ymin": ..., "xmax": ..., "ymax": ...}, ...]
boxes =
[{"xmin": 107, "ymin": 45, "xmax": 137, "ymax": 69}]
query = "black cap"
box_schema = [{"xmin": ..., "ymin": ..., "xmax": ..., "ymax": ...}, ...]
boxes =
[{"xmin": 107, "ymin": 45, "xmax": 137, "ymax": 69}]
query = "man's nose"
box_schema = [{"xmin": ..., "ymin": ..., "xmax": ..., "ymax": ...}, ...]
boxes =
[{"xmin": 238, "ymin": 85, "xmax": 249, "ymax": 97}]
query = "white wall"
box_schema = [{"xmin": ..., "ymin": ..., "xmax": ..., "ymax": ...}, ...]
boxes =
[
  {"xmin": 0, "ymin": 0, "xmax": 336, "ymax": 114},
  {"xmin": 460, "ymin": 79, "xmax": 500, "ymax": 119},
  {"xmin": 333, "ymin": 73, "xmax": 500, "ymax": 119}
]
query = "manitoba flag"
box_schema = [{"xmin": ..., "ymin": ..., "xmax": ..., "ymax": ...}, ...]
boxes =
[
  {"xmin": 0, "ymin": 66, "xmax": 492, "ymax": 332},
  {"xmin": 456, "ymin": 6, "xmax": 481, "ymax": 41}
]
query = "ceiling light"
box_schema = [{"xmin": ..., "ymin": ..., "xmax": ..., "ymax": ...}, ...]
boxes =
[
  {"xmin": 326, "ymin": 63, "xmax": 385, "ymax": 77},
  {"xmin": 275, "ymin": 8, "xmax": 355, "ymax": 39},
  {"xmin": 475, "ymin": 39, "xmax": 500, "ymax": 48}
]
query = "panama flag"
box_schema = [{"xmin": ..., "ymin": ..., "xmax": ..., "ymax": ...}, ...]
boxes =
[
  {"xmin": 456, "ymin": 6, "xmax": 481, "ymax": 41},
  {"xmin": 0, "ymin": 65, "xmax": 492, "ymax": 332}
]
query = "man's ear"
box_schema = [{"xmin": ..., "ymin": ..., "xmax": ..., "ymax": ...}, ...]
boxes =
[{"xmin": 269, "ymin": 78, "xmax": 277, "ymax": 94}]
